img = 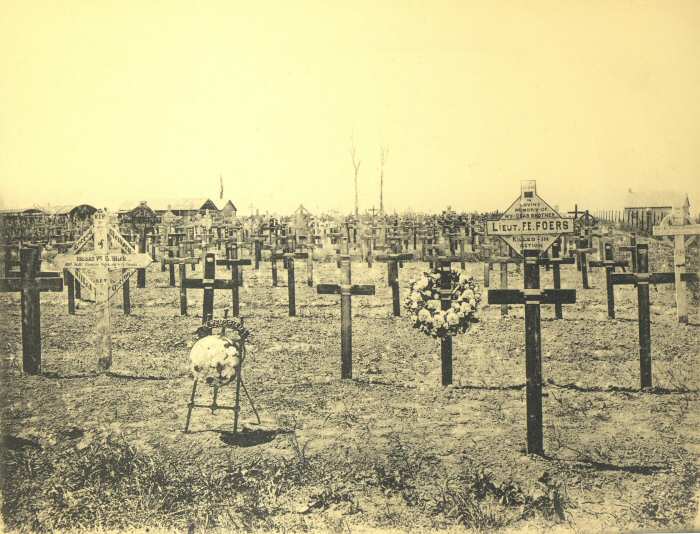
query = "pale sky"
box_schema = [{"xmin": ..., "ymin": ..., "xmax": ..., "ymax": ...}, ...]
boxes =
[{"xmin": 1, "ymin": 0, "xmax": 699, "ymax": 215}]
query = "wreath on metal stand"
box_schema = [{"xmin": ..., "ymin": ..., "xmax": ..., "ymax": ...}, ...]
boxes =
[{"xmin": 183, "ymin": 310, "xmax": 260, "ymax": 435}]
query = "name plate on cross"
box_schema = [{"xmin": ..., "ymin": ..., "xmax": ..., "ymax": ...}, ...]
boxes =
[{"xmin": 486, "ymin": 180, "xmax": 574, "ymax": 255}]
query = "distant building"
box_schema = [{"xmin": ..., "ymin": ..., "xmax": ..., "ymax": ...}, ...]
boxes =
[
  {"xmin": 118, "ymin": 198, "xmax": 219, "ymax": 219},
  {"xmin": 215, "ymin": 200, "xmax": 237, "ymax": 217},
  {"xmin": 623, "ymin": 189, "xmax": 690, "ymax": 227}
]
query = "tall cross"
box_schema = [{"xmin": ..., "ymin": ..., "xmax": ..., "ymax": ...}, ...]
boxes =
[
  {"xmin": 0, "ymin": 246, "xmax": 63, "ymax": 374},
  {"xmin": 536, "ymin": 240, "xmax": 576, "ymax": 319},
  {"xmin": 270, "ymin": 251, "xmax": 309, "ymax": 316},
  {"xmin": 375, "ymin": 252, "xmax": 414, "ymax": 316},
  {"xmin": 488, "ymin": 249, "xmax": 577, "ymax": 456},
  {"xmin": 423, "ymin": 254, "xmax": 469, "ymax": 386},
  {"xmin": 653, "ymin": 207, "xmax": 700, "ymax": 323},
  {"xmin": 574, "ymin": 238, "xmax": 596, "ymax": 289},
  {"xmin": 54, "ymin": 210, "xmax": 152, "ymax": 370},
  {"xmin": 589, "ymin": 241, "xmax": 628, "ymax": 318},
  {"xmin": 180, "ymin": 253, "xmax": 237, "ymax": 330},
  {"xmin": 317, "ymin": 256, "xmax": 375, "ymax": 379},
  {"xmin": 611, "ymin": 244, "xmax": 698, "ymax": 388},
  {"xmin": 215, "ymin": 242, "xmax": 251, "ymax": 317}
]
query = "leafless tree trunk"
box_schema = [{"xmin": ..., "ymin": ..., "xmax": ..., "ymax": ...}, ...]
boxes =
[
  {"xmin": 350, "ymin": 135, "xmax": 361, "ymax": 218},
  {"xmin": 379, "ymin": 145, "xmax": 388, "ymax": 214}
]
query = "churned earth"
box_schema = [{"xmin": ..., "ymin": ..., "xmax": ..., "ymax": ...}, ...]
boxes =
[{"xmin": 1, "ymin": 234, "xmax": 699, "ymax": 533}]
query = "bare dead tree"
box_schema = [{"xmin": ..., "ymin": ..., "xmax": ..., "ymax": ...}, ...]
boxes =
[
  {"xmin": 379, "ymin": 145, "xmax": 388, "ymax": 214},
  {"xmin": 350, "ymin": 134, "xmax": 361, "ymax": 218}
]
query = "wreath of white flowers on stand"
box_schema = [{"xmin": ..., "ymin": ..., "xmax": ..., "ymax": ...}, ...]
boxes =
[
  {"xmin": 184, "ymin": 316, "xmax": 260, "ymax": 435},
  {"xmin": 405, "ymin": 269, "xmax": 482, "ymax": 338}
]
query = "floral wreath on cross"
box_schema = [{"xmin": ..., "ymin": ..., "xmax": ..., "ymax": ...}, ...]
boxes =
[
  {"xmin": 404, "ymin": 269, "xmax": 482, "ymax": 338},
  {"xmin": 188, "ymin": 318, "xmax": 251, "ymax": 387}
]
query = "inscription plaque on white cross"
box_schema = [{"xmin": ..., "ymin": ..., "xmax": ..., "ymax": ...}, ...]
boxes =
[
  {"xmin": 653, "ymin": 206, "xmax": 700, "ymax": 324},
  {"xmin": 54, "ymin": 210, "xmax": 152, "ymax": 371},
  {"xmin": 486, "ymin": 180, "xmax": 575, "ymax": 256}
]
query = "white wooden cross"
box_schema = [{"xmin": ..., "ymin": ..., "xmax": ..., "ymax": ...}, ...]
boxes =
[
  {"xmin": 54, "ymin": 210, "xmax": 152, "ymax": 370},
  {"xmin": 653, "ymin": 206, "xmax": 700, "ymax": 324}
]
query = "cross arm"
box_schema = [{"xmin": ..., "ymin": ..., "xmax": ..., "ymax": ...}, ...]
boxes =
[
  {"xmin": 215, "ymin": 258, "xmax": 252, "ymax": 267},
  {"xmin": 424, "ymin": 255, "xmax": 467, "ymax": 264},
  {"xmin": 589, "ymin": 259, "xmax": 628, "ymax": 268},
  {"xmin": 0, "ymin": 276, "xmax": 63, "ymax": 292},
  {"xmin": 317, "ymin": 283, "xmax": 376, "ymax": 296},
  {"xmin": 375, "ymin": 253, "xmax": 414, "ymax": 262},
  {"xmin": 488, "ymin": 288, "xmax": 576, "ymax": 305},
  {"xmin": 182, "ymin": 278, "xmax": 237, "ymax": 290}
]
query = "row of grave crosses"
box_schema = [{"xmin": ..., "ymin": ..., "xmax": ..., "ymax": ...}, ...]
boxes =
[{"xmin": 4, "ymin": 195, "xmax": 699, "ymax": 458}]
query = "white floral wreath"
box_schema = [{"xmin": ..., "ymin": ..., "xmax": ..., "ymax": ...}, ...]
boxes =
[
  {"xmin": 405, "ymin": 269, "xmax": 481, "ymax": 338},
  {"xmin": 189, "ymin": 320, "xmax": 250, "ymax": 387}
]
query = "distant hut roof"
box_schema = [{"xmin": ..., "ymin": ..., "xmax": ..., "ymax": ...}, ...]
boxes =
[
  {"xmin": 118, "ymin": 198, "xmax": 219, "ymax": 212},
  {"xmin": 624, "ymin": 190, "xmax": 689, "ymax": 209},
  {"xmin": 214, "ymin": 199, "xmax": 237, "ymax": 211}
]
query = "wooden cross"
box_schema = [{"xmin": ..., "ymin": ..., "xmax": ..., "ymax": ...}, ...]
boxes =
[
  {"xmin": 618, "ymin": 233, "xmax": 638, "ymax": 272},
  {"xmin": 270, "ymin": 251, "xmax": 309, "ymax": 316},
  {"xmin": 574, "ymin": 238, "xmax": 596, "ymax": 289},
  {"xmin": 589, "ymin": 241, "xmax": 628, "ymax": 319},
  {"xmin": 317, "ymin": 256, "xmax": 375, "ymax": 379},
  {"xmin": 125, "ymin": 202, "xmax": 157, "ymax": 288},
  {"xmin": 180, "ymin": 253, "xmax": 237, "ymax": 329},
  {"xmin": 163, "ymin": 242, "xmax": 199, "ymax": 289},
  {"xmin": 488, "ymin": 249, "xmax": 576, "ymax": 455},
  {"xmin": 0, "ymin": 246, "xmax": 63, "ymax": 374},
  {"xmin": 423, "ymin": 254, "xmax": 470, "ymax": 386},
  {"xmin": 375, "ymin": 252, "xmax": 414, "ymax": 316},
  {"xmin": 653, "ymin": 207, "xmax": 700, "ymax": 323},
  {"xmin": 536, "ymin": 240, "xmax": 576, "ymax": 320},
  {"xmin": 361, "ymin": 225, "xmax": 380, "ymax": 267},
  {"xmin": 215, "ymin": 243, "xmax": 251, "ymax": 317},
  {"xmin": 249, "ymin": 234, "xmax": 265, "ymax": 270},
  {"xmin": 611, "ymin": 244, "xmax": 698, "ymax": 388},
  {"xmin": 54, "ymin": 210, "xmax": 152, "ymax": 371},
  {"xmin": 294, "ymin": 239, "xmax": 316, "ymax": 287}
]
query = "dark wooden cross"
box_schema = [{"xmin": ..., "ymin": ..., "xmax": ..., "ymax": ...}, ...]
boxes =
[
  {"xmin": 0, "ymin": 247, "xmax": 63, "ymax": 374},
  {"xmin": 618, "ymin": 233, "xmax": 638, "ymax": 272},
  {"xmin": 589, "ymin": 241, "xmax": 628, "ymax": 318},
  {"xmin": 249, "ymin": 234, "xmax": 266, "ymax": 270},
  {"xmin": 317, "ymin": 256, "xmax": 375, "ymax": 379},
  {"xmin": 574, "ymin": 238, "xmax": 596, "ymax": 289},
  {"xmin": 215, "ymin": 243, "xmax": 251, "ymax": 317},
  {"xmin": 271, "ymin": 251, "xmax": 309, "ymax": 316},
  {"xmin": 180, "ymin": 253, "xmax": 237, "ymax": 328},
  {"xmin": 375, "ymin": 252, "xmax": 414, "ymax": 316},
  {"xmin": 423, "ymin": 254, "xmax": 470, "ymax": 386},
  {"xmin": 294, "ymin": 239, "xmax": 316, "ymax": 286},
  {"xmin": 611, "ymin": 244, "xmax": 698, "ymax": 389},
  {"xmin": 264, "ymin": 245, "xmax": 284, "ymax": 286},
  {"xmin": 536, "ymin": 240, "xmax": 576, "ymax": 319},
  {"xmin": 488, "ymin": 249, "xmax": 577, "ymax": 456},
  {"xmin": 163, "ymin": 242, "xmax": 199, "ymax": 288}
]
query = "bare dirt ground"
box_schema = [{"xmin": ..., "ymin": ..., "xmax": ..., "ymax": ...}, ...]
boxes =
[{"xmin": 1, "ymin": 236, "xmax": 699, "ymax": 533}]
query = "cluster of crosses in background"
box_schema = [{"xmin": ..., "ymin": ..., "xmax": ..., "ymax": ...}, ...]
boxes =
[{"xmin": 2, "ymin": 184, "xmax": 699, "ymax": 456}]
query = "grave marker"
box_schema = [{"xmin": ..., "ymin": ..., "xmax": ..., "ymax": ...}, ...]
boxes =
[
  {"xmin": 611, "ymin": 244, "xmax": 698, "ymax": 388},
  {"xmin": 53, "ymin": 210, "xmax": 152, "ymax": 370},
  {"xmin": 424, "ymin": 254, "xmax": 469, "ymax": 385},
  {"xmin": 215, "ymin": 244, "xmax": 251, "ymax": 317},
  {"xmin": 589, "ymin": 242, "xmax": 628, "ymax": 319},
  {"xmin": 486, "ymin": 182, "xmax": 577, "ymax": 456},
  {"xmin": 653, "ymin": 207, "xmax": 700, "ymax": 324},
  {"xmin": 0, "ymin": 247, "xmax": 63, "ymax": 374},
  {"xmin": 180, "ymin": 253, "xmax": 238, "ymax": 327},
  {"xmin": 488, "ymin": 250, "xmax": 576, "ymax": 455},
  {"xmin": 317, "ymin": 256, "xmax": 375, "ymax": 379},
  {"xmin": 375, "ymin": 252, "xmax": 414, "ymax": 316}
]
